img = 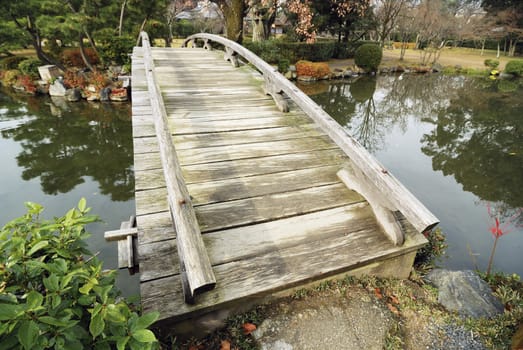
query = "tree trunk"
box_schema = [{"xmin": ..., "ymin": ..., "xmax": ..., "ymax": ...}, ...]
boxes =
[
  {"xmin": 480, "ymin": 39, "xmax": 485, "ymax": 56},
  {"xmin": 136, "ymin": 17, "xmax": 148, "ymax": 46},
  {"xmin": 119, "ymin": 0, "xmax": 127, "ymax": 37},
  {"xmin": 13, "ymin": 15, "xmax": 66, "ymax": 70},
  {"xmin": 78, "ymin": 33, "xmax": 95, "ymax": 72},
  {"xmin": 218, "ymin": 0, "xmax": 245, "ymax": 44},
  {"xmin": 252, "ymin": 17, "xmax": 264, "ymax": 42}
]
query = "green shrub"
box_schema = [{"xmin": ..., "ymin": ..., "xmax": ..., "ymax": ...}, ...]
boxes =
[
  {"xmin": 484, "ymin": 58, "xmax": 499, "ymax": 69},
  {"xmin": 18, "ymin": 58, "xmax": 42, "ymax": 79},
  {"xmin": 1, "ymin": 56, "xmax": 28, "ymax": 70},
  {"xmin": 245, "ymin": 40, "xmax": 281, "ymax": 63},
  {"xmin": 98, "ymin": 36, "xmax": 135, "ymax": 66},
  {"xmin": 246, "ymin": 40, "xmax": 335, "ymax": 63},
  {"xmin": 277, "ymin": 58, "xmax": 290, "ymax": 73},
  {"xmin": 504, "ymin": 60, "xmax": 523, "ymax": 76},
  {"xmin": 0, "ymin": 199, "xmax": 160, "ymax": 350},
  {"xmin": 414, "ymin": 228, "xmax": 447, "ymax": 269},
  {"xmin": 354, "ymin": 44, "xmax": 382, "ymax": 72},
  {"xmin": 333, "ymin": 40, "xmax": 379, "ymax": 59},
  {"xmin": 61, "ymin": 48, "xmax": 100, "ymax": 67},
  {"xmin": 278, "ymin": 41, "xmax": 335, "ymax": 62},
  {"xmin": 172, "ymin": 19, "xmax": 198, "ymax": 38}
]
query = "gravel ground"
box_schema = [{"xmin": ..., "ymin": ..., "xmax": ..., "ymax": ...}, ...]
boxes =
[{"xmin": 429, "ymin": 323, "xmax": 488, "ymax": 350}]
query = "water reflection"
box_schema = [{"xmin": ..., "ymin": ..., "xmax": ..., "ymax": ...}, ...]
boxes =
[
  {"xmin": 421, "ymin": 78, "xmax": 523, "ymax": 210},
  {"xmin": 306, "ymin": 74, "xmax": 523, "ymax": 274},
  {"xmin": 310, "ymin": 74, "xmax": 523, "ymax": 210},
  {"xmin": 0, "ymin": 91, "xmax": 134, "ymax": 201}
]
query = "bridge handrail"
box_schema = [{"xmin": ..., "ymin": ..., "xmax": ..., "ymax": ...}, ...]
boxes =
[
  {"xmin": 183, "ymin": 33, "xmax": 439, "ymax": 236},
  {"xmin": 139, "ymin": 32, "xmax": 216, "ymax": 303}
]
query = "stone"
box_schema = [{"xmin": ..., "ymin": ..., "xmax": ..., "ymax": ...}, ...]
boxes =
[
  {"xmin": 36, "ymin": 80, "xmax": 49, "ymax": 94},
  {"xmin": 297, "ymin": 75, "xmax": 316, "ymax": 82},
  {"xmin": 500, "ymin": 72, "xmax": 515, "ymax": 79},
  {"xmin": 86, "ymin": 93, "xmax": 100, "ymax": 101},
  {"xmin": 432, "ymin": 63, "xmax": 444, "ymax": 72},
  {"xmin": 38, "ymin": 65, "xmax": 61, "ymax": 81},
  {"xmin": 425, "ymin": 269, "xmax": 504, "ymax": 319},
  {"xmin": 100, "ymin": 87, "xmax": 111, "ymax": 102},
  {"xmin": 49, "ymin": 77, "xmax": 67, "ymax": 97},
  {"xmin": 109, "ymin": 87, "xmax": 128, "ymax": 102},
  {"xmin": 65, "ymin": 88, "xmax": 82, "ymax": 102},
  {"xmin": 253, "ymin": 290, "xmax": 394, "ymax": 350}
]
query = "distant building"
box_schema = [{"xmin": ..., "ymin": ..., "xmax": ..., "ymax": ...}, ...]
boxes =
[{"xmin": 175, "ymin": 0, "xmax": 224, "ymax": 21}]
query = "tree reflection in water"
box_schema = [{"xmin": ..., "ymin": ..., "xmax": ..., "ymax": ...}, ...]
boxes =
[
  {"xmin": 0, "ymin": 91, "xmax": 134, "ymax": 201},
  {"xmin": 307, "ymin": 74, "xmax": 523, "ymax": 214}
]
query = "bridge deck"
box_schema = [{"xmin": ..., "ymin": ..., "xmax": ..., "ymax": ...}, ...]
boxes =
[{"xmin": 131, "ymin": 46, "xmax": 427, "ymax": 325}]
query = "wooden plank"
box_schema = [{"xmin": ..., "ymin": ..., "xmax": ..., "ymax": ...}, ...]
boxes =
[
  {"xmin": 133, "ymin": 124, "xmax": 324, "ymax": 154},
  {"xmin": 137, "ymin": 165, "xmax": 344, "ymax": 204},
  {"xmin": 104, "ymin": 227, "xmax": 138, "ymax": 241},
  {"xmin": 140, "ymin": 32, "xmax": 216, "ymax": 301},
  {"xmin": 136, "ymin": 211, "xmax": 175, "ymax": 244},
  {"xmin": 141, "ymin": 219, "xmax": 425, "ymax": 321},
  {"xmin": 175, "ymin": 136, "xmax": 337, "ymax": 165},
  {"xmin": 139, "ymin": 202, "xmax": 376, "ymax": 281},
  {"xmin": 135, "ymin": 183, "xmax": 364, "ymax": 231},
  {"xmin": 168, "ymin": 115, "xmax": 309, "ymax": 135},
  {"xmin": 134, "ymin": 148, "xmax": 348, "ymax": 180}
]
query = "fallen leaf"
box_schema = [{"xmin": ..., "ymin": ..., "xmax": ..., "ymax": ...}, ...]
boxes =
[
  {"xmin": 242, "ymin": 322, "xmax": 257, "ymax": 335},
  {"xmin": 220, "ymin": 339, "xmax": 231, "ymax": 350},
  {"xmin": 387, "ymin": 303, "xmax": 400, "ymax": 315},
  {"xmin": 389, "ymin": 295, "xmax": 400, "ymax": 305},
  {"xmin": 374, "ymin": 287, "xmax": 383, "ymax": 299}
]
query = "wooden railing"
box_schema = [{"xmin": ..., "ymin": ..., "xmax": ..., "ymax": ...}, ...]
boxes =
[
  {"xmin": 183, "ymin": 33, "xmax": 439, "ymax": 243},
  {"xmin": 140, "ymin": 32, "xmax": 216, "ymax": 303}
]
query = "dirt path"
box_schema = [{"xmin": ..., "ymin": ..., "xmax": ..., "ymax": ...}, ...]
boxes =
[{"xmin": 327, "ymin": 47, "xmax": 515, "ymax": 71}]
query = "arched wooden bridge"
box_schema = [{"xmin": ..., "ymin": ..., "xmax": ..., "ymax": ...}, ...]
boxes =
[{"xmin": 106, "ymin": 32, "xmax": 438, "ymax": 329}]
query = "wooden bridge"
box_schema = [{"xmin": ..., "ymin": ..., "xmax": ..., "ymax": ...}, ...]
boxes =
[{"xmin": 107, "ymin": 32, "xmax": 438, "ymax": 331}]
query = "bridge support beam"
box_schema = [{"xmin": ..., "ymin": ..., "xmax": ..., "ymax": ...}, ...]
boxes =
[
  {"xmin": 224, "ymin": 47, "xmax": 239, "ymax": 68},
  {"xmin": 264, "ymin": 75, "xmax": 289, "ymax": 113}
]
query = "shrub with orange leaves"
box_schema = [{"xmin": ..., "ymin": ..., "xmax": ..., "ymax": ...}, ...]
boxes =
[{"xmin": 295, "ymin": 60, "xmax": 331, "ymax": 79}]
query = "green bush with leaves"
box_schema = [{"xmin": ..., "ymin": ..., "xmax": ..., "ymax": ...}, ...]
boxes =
[
  {"xmin": 1, "ymin": 56, "xmax": 28, "ymax": 70},
  {"xmin": 354, "ymin": 43, "xmax": 383, "ymax": 72},
  {"xmin": 98, "ymin": 36, "xmax": 135, "ymax": 66},
  {"xmin": 0, "ymin": 199, "xmax": 159, "ymax": 350},
  {"xmin": 483, "ymin": 58, "xmax": 499, "ymax": 70},
  {"xmin": 18, "ymin": 58, "xmax": 42, "ymax": 79},
  {"xmin": 505, "ymin": 60, "xmax": 523, "ymax": 77}
]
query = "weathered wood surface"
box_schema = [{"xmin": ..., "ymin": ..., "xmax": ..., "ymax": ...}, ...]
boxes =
[
  {"xmin": 183, "ymin": 33, "xmax": 439, "ymax": 234},
  {"xmin": 131, "ymin": 34, "xmax": 434, "ymax": 324},
  {"xmin": 139, "ymin": 32, "xmax": 215, "ymax": 302}
]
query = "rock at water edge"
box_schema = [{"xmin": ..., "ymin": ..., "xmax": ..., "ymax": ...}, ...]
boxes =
[{"xmin": 426, "ymin": 269, "xmax": 504, "ymax": 319}]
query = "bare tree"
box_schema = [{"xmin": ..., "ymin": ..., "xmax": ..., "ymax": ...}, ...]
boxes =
[{"xmin": 374, "ymin": 0, "xmax": 410, "ymax": 47}]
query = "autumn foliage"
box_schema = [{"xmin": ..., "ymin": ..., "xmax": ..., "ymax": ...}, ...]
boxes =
[{"xmin": 295, "ymin": 60, "xmax": 331, "ymax": 78}]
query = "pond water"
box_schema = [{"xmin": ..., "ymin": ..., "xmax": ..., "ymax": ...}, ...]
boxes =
[
  {"xmin": 0, "ymin": 89, "xmax": 139, "ymax": 295},
  {"xmin": 300, "ymin": 74, "xmax": 523, "ymax": 277}
]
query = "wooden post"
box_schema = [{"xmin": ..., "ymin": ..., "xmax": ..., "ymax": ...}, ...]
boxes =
[
  {"xmin": 140, "ymin": 32, "xmax": 216, "ymax": 303},
  {"xmin": 203, "ymin": 39, "xmax": 212, "ymax": 51},
  {"xmin": 337, "ymin": 166, "xmax": 404, "ymax": 245},
  {"xmin": 224, "ymin": 47, "xmax": 239, "ymax": 68},
  {"xmin": 264, "ymin": 75, "xmax": 289, "ymax": 113}
]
